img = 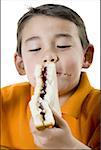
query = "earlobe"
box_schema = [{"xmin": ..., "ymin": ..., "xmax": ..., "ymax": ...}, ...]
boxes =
[
  {"xmin": 14, "ymin": 52, "xmax": 26, "ymax": 75},
  {"xmin": 82, "ymin": 44, "xmax": 94, "ymax": 68}
]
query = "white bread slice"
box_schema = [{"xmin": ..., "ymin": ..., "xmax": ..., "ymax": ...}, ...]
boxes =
[
  {"xmin": 29, "ymin": 62, "xmax": 61, "ymax": 130},
  {"xmin": 44, "ymin": 63, "xmax": 61, "ymax": 117},
  {"xmin": 29, "ymin": 96, "xmax": 43, "ymax": 129},
  {"xmin": 29, "ymin": 96, "xmax": 55, "ymax": 130}
]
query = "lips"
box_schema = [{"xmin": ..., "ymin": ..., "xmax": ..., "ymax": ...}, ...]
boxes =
[
  {"xmin": 57, "ymin": 72, "xmax": 62, "ymax": 75},
  {"xmin": 56, "ymin": 72, "xmax": 71, "ymax": 77}
]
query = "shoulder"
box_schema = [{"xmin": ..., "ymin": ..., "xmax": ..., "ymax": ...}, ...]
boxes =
[
  {"xmin": 87, "ymin": 88, "xmax": 100, "ymax": 108},
  {"xmin": 82, "ymin": 88, "xmax": 100, "ymax": 124},
  {"xmin": 1, "ymin": 82, "xmax": 31, "ymax": 94},
  {"xmin": 1, "ymin": 82, "xmax": 31, "ymax": 103}
]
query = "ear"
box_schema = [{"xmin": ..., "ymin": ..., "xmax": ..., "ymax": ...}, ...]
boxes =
[
  {"xmin": 14, "ymin": 52, "xmax": 26, "ymax": 75},
  {"xmin": 82, "ymin": 44, "xmax": 94, "ymax": 68}
]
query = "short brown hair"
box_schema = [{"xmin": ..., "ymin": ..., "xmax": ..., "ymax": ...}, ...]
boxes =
[{"xmin": 16, "ymin": 4, "xmax": 90, "ymax": 56}]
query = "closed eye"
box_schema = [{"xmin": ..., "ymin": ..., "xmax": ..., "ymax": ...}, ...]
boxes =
[
  {"xmin": 29, "ymin": 48, "xmax": 41, "ymax": 51},
  {"xmin": 57, "ymin": 45, "xmax": 71, "ymax": 48}
]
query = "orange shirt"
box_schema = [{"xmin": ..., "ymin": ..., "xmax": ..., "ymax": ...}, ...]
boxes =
[{"xmin": 1, "ymin": 72, "xmax": 100, "ymax": 149}]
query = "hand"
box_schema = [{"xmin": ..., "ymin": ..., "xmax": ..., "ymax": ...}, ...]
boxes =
[{"xmin": 30, "ymin": 109, "xmax": 90, "ymax": 149}]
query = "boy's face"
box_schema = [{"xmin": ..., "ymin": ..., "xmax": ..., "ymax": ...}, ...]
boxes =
[{"xmin": 16, "ymin": 15, "xmax": 87, "ymax": 96}]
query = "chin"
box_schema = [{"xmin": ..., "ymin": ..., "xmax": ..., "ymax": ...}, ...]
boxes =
[
  {"xmin": 58, "ymin": 84, "xmax": 77, "ymax": 96},
  {"xmin": 58, "ymin": 80, "xmax": 69, "ymax": 94},
  {"xmin": 58, "ymin": 87, "xmax": 69, "ymax": 96}
]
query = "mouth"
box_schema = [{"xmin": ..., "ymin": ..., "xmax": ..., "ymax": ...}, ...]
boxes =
[{"xmin": 56, "ymin": 72, "xmax": 71, "ymax": 77}]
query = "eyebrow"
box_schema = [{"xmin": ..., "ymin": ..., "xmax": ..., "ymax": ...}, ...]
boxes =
[
  {"xmin": 25, "ymin": 33, "xmax": 72, "ymax": 43},
  {"xmin": 25, "ymin": 36, "xmax": 40, "ymax": 43},
  {"xmin": 55, "ymin": 33, "xmax": 73, "ymax": 39}
]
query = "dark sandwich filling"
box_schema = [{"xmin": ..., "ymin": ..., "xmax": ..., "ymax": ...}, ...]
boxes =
[
  {"xmin": 40, "ymin": 66, "xmax": 47, "ymax": 99},
  {"xmin": 39, "ymin": 66, "xmax": 47, "ymax": 121}
]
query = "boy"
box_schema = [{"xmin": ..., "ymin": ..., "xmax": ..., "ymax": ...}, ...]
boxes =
[{"xmin": 1, "ymin": 4, "xmax": 100, "ymax": 149}]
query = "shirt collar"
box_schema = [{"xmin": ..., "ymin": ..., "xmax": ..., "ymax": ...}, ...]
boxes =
[{"xmin": 61, "ymin": 72, "xmax": 93, "ymax": 118}]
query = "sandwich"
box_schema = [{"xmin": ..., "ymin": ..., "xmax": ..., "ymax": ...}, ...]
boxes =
[{"xmin": 29, "ymin": 62, "xmax": 61, "ymax": 130}]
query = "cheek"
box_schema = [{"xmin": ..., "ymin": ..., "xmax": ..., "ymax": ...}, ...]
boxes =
[
  {"xmin": 22, "ymin": 57, "xmax": 37, "ymax": 86},
  {"xmin": 25, "ymin": 63, "xmax": 36, "ymax": 86},
  {"xmin": 68, "ymin": 60, "xmax": 80, "ymax": 72},
  {"xmin": 63, "ymin": 53, "xmax": 83, "ymax": 72},
  {"xmin": 22, "ymin": 51, "xmax": 43, "ymax": 86}
]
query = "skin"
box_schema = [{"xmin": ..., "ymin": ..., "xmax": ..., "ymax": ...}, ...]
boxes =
[{"xmin": 14, "ymin": 15, "xmax": 94, "ymax": 149}]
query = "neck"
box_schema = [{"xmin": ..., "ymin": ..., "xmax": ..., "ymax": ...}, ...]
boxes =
[{"xmin": 59, "ymin": 87, "xmax": 77, "ymax": 106}]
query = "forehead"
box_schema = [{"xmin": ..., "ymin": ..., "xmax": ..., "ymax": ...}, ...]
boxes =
[{"xmin": 21, "ymin": 15, "xmax": 79, "ymax": 41}]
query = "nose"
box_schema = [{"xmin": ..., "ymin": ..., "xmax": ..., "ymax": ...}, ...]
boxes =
[{"xmin": 42, "ymin": 52, "xmax": 59, "ymax": 63}]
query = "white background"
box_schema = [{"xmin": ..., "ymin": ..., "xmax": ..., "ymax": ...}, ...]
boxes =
[{"xmin": 1, "ymin": 0, "xmax": 100, "ymax": 88}]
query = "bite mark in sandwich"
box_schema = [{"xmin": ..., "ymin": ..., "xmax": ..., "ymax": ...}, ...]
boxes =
[{"xmin": 29, "ymin": 62, "xmax": 61, "ymax": 130}]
